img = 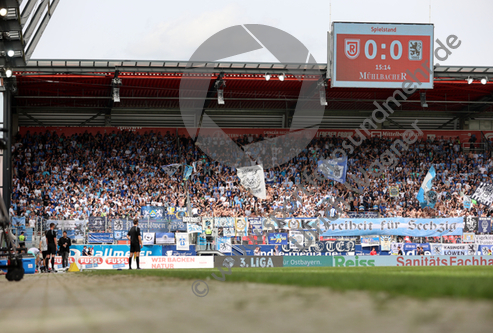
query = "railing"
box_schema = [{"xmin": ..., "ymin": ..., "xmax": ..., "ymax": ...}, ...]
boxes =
[
  {"xmin": 481, "ymin": 131, "xmax": 492, "ymax": 158},
  {"xmin": 461, "ymin": 142, "xmax": 487, "ymax": 151}
]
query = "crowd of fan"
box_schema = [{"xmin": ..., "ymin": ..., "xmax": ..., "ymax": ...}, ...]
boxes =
[{"xmin": 10, "ymin": 129, "xmax": 493, "ymax": 221}]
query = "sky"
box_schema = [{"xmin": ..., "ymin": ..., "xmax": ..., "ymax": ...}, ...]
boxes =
[{"xmin": 30, "ymin": 0, "xmax": 493, "ymax": 67}]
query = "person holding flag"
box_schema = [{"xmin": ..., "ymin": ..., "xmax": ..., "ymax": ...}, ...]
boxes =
[{"xmin": 417, "ymin": 166, "xmax": 437, "ymax": 208}]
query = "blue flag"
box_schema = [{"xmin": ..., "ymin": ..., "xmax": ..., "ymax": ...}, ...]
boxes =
[
  {"xmin": 417, "ymin": 166, "xmax": 436, "ymax": 208},
  {"xmin": 317, "ymin": 157, "xmax": 347, "ymax": 184},
  {"xmin": 183, "ymin": 165, "xmax": 193, "ymax": 181}
]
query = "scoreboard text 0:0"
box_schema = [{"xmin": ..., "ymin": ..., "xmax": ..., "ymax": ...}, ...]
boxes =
[{"xmin": 330, "ymin": 22, "xmax": 434, "ymax": 89}]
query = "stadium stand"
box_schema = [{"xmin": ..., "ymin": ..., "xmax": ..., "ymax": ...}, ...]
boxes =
[{"xmin": 10, "ymin": 128, "xmax": 493, "ymax": 221}]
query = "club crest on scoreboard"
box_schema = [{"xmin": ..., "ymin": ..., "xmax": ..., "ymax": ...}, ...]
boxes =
[
  {"xmin": 409, "ymin": 40, "xmax": 422, "ymax": 60},
  {"xmin": 345, "ymin": 39, "xmax": 360, "ymax": 59}
]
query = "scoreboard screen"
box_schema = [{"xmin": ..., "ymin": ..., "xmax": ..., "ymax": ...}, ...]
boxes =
[{"xmin": 329, "ymin": 22, "xmax": 434, "ymax": 89}]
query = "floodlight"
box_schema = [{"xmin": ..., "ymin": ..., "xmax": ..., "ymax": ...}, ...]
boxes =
[
  {"xmin": 5, "ymin": 69, "xmax": 12, "ymax": 78},
  {"xmin": 0, "ymin": 8, "xmax": 7, "ymax": 17},
  {"xmin": 466, "ymin": 77, "xmax": 473, "ymax": 84},
  {"xmin": 218, "ymin": 89, "xmax": 224, "ymax": 104},
  {"xmin": 7, "ymin": 50, "xmax": 14, "ymax": 57},
  {"xmin": 481, "ymin": 77, "xmax": 488, "ymax": 85},
  {"xmin": 279, "ymin": 73, "xmax": 285, "ymax": 81},
  {"xmin": 265, "ymin": 74, "xmax": 271, "ymax": 81}
]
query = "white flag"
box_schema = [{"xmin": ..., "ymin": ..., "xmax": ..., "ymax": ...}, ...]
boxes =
[
  {"xmin": 161, "ymin": 163, "xmax": 181, "ymax": 176},
  {"xmin": 237, "ymin": 165, "xmax": 266, "ymax": 199}
]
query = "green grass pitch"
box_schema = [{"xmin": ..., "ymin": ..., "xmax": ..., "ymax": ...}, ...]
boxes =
[{"xmin": 85, "ymin": 266, "xmax": 493, "ymax": 300}]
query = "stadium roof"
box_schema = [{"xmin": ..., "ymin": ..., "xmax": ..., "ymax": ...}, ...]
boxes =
[{"xmin": 9, "ymin": 59, "xmax": 493, "ymax": 129}]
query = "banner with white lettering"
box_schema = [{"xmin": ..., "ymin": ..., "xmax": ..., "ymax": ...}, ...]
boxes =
[
  {"xmin": 320, "ymin": 217, "xmax": 463, "ymax": 237},
  {"xmin": 155, "ymin": 233, "xmax": 175, "ymax": 244},
  {"xmin": 88, "ymin": 216, "xmax": 105, "ymax": 232}
]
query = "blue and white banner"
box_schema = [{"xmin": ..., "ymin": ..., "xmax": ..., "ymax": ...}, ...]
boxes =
[
  {"xmin": 215, "ymin": 217, "xmax": 235, "ymax": 227},
  {"xmin": 12, "ymin": 217, "xmax": 26, "ymax": 228},
  {"xmin": 202, "ymin": 217, "xmax": 214, "ymax": 229},
  {"xmin": 361, "ymin": 236, "xmax": 380, "ymax": 247},
  {"xmin": 317, "ymin": 157, "xmax": 347, "ymax": 184},
  {"xmin": 417, "ymin": 166, "xmax": 436, "ymax": 208},
  {"xmin": 156, "ymin": 232, "xmax": 175, "ymax": 244},
  {"xmin": 187, "ymin": 223, "xmax": 202, "ymax": 234},
  {"xmin": 111, "ymin": 218, "xmax": 129, "ymax": 232},
  {"xmin": 320, "ymin": 217, "xmax": 463, "ymax": 237},
  {"xmin": 141, "ymin": 206, "xmax": 165, "ymax": 219},
  {"xmin": 88, "ymin": 216, "xmax": 106, "ymax": 231},
  {"xmin": 268, "ymin": 233, "xmax": 288, "ymax": 245},
  {"xmin": 168, "ymin": 219, "xmax": 186, "ymax": 232},
  {"xmin": 142, "ymin": 233, "xmax": 155, "ymax": 245},
  {"xmin": 478, "ymin": 217, "xmax": 491, "ymax": 234},
  {"xmin": 88, "ymin": 233, "xmax": 114, "ymax": 243},
  {"xmin": 216, "ymin": 237, "xmax": 232, "ymax": 253},
  {"xmin": 161, "ymin": 245, "xmax": 197, "ymax": 256},
  {"xmin": 478, "ymin": 245, "xmax": 493, "ymax": 255},
  {"xmin": 402, "ymin": 243, "xmax": 431, "ymax": 255},
  {"xmin": 380, "ymin": 236, "xmax": 392, "ymax": 251},
  {"xmin": 176, "ymin": 233, "xmax": 190, "ymax": 251},
  {"xmin": 249, "ymin": 217, "xmax": 263, "ymax": 233}
]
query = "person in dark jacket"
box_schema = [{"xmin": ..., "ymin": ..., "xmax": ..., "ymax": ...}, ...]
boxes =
[{"xmin": 58, "ymin": 231, "xmax": 72, "ymax": 268}]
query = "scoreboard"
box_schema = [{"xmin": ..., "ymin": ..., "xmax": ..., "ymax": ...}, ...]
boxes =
[{"xmin": 329, "ymin": 22, "xmax": 434, "ymax": 89}]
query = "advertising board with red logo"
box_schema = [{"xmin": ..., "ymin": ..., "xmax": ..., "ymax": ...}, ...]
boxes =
[
  {"xmin": 330, "ymin": 22, "xmax": 434, "ymax": 89},
  {"xmin": 54, "ymin": 256, "xmax": 214, "ymax": 270}
]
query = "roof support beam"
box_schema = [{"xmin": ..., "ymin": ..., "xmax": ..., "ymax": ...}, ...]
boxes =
[
  {"xmin": 438, "ymin": 92, "xmax": 493, "ymax": 129},
  {"xmin": 20, "ymin": 0, "xmax": 38, "ymax": 27},
  {"xmin": 18, "ymin": 110, "xmax": 45, "ymax": 126},
  {"xmin": 22, "ymin": 0, "xmax": 49, "ymax": 44},
  {"xmin": 79, "ymin": 110, "xmax": 104, "ymax": 126},
  {"xmin": 24, "ymin": 0, "xmax": 60, "ymax": 61}
]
